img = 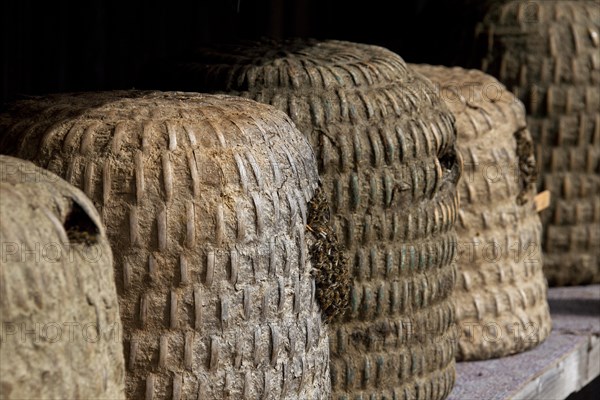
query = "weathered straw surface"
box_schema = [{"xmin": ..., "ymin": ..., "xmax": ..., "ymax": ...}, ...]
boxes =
[
  {"xmin": 475, "ymin": 0, "xmax": 600, "ymax": 285},
  {"xmin": 142, "ymin": 39, "xmax": 462, "ymax": 400},
  {"xmin": 0, "ymin": 155, "xmax": 125, "ymax": 399},
  {"xmin": 414, "ymin": 65, "xmax": 552, "ymax": 360},
  {"xmin": 0, "ymin": 92, "xmax": 331, "ymax": 399}
]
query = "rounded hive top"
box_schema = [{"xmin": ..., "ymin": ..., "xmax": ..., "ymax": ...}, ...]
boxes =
[
  {"xmin": 413, "ymin": 64, "xmax": 527, "ymax": 139},
  {"xmin": 0, "ymin": 91, "xmax": 319, "ymax": 205},
  {"xmin": 149, "ymin": 39, "xmax": 414, "ymax": 92}
]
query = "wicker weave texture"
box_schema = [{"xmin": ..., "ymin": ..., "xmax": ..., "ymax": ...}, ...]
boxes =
[
  {"xmin": 0, "ymin": 156, "xmax": 125, "ymax": 399},
  {"xmin": 142, "ymin": 39, "xmax": 463, "ymax": 400},
  {"xmin": 476, "ymin": 0, "xmax": 600, "ymax": 285},
  {"xmin": 413, "ymin": 65, "xmax": 552, "ymax": 360},
  {"xmin": 0, "ymin": 92, "xmax": 330, "ymax": 400}
]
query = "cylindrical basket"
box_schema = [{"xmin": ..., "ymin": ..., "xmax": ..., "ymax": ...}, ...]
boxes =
[
  {"xmin": 141, "ymin": 39, "xmax": 462, "ymax": 400},
  {"xmin": 474, "ymin": 0, "xmax": 600, "ymax": 285},
  {"xmin": 0, "ymin": 155, "xmax": 125, "ymax": 399},
  {"xmin": 413, "ymin": 64, "xmax": 553, "ymax": 360},
  {"xmin": 0, "ymin": 92, "xmax": 331, "ymax": 399}
]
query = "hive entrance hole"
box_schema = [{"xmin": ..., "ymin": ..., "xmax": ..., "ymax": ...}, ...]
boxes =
[
  {"xmin": 439, "ymin": 152, "xmax": 455, "ymax": 171},
  {"xmin": 438, "ymin": 148, "xmax": 461, "ymax": 185},
  {"xmin": 64, "ymin": 201, "xmax": 99, "ymax": 245}
]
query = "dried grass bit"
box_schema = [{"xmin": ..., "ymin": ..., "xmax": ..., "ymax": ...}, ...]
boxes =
[
  {"xmin": 306, "ymin": 186, "xmax": 351, "ymax": 323},
  {"xmin": 514, "ymin": 129, "xmax": 538, "ymax": 205}
]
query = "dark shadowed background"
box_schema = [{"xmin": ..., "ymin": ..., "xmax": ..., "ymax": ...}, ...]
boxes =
[
  {"xmin": 1, "ymin": 0, "xmax": 599, "ymax": 398},
  {"xmin": 0, "ymin": 0, "xmax": 489, "ymax": 106}
]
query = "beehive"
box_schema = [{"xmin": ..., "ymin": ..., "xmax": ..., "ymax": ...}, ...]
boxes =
[
  {"xmin": 143, "ymin": 39, "xmax": 462, "ymax": 400},
  {"xmin": 413, "ymin": 65, "xmax": 552, "ymax": 360},
  {"xmin": 0, "ymin": 155, "xmax": 125, "ymax": 399},
  {"xmin": 0, "ymin": 92, "xmax": 331, "ymax": 399},
  {"xmin": 475, "ymin": 0, "xmax": 600, "ymax": 285}
]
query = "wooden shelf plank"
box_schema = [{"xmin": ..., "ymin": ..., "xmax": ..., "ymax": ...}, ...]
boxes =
[{"xmin": 448, "ymin": 285, "xmax": 600, "ymax": 400}]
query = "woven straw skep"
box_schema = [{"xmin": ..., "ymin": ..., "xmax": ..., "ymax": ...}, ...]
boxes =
[
  {"xmin": 475, "ymin": 0, "xmax": 600, "ymax": 285},
  {"xmin": 142, "ymin": 39, "xmax": 463, "ymax": 400},
  {"xmin": 0, "ymin": 92, "xmax": 331, "ymax": 399},
  {"xmin": 0, "ymin": 155, "xmax": 125, "ymax": 399},
  {"xmin": 413, "ymin": 65, "xmax": 552, "ymax": 361}
]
